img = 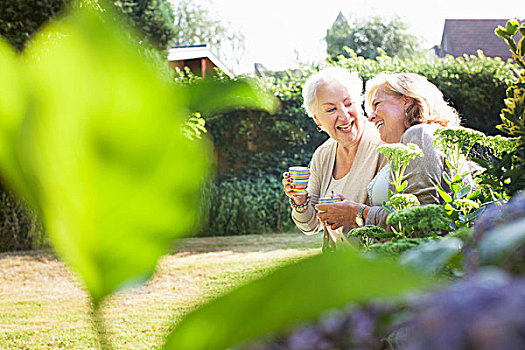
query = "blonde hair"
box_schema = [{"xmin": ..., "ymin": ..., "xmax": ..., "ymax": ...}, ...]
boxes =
[
  {"xmin": 365, "ymin": 72, "xmax": 460, "ymax": 128},
  {"xmin": 302, "ymin": 66, "xmax": 364, "ymax": 119}
]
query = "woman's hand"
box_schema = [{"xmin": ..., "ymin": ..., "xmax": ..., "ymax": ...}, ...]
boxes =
[
  {"xmin": 282, "ymin": 172, "xmax": 307, "ymax": 205},
  {"xmin": 315, "ymin": 194, "xmax": 362, "ymax": 230}
]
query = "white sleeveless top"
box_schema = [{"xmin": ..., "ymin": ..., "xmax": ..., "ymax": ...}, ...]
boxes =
[
  {"xmin": 326, "ymin": 171, "xmax": 351, "ymax": 198},
  {"xmin": 367, "ymin": 165, "xmax": 390, "ymax": 207}
]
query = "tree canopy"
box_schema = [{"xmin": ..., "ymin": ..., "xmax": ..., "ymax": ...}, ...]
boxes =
[
  {"xmin": 170, "ymin": 0, "xmax": 244, "ymax": 65},
  {"xmin": 326, "ymin": 12, "xmax": 421, "ymax": 60},
  {"xmin": 0, "ymin": 0, "xmax": 177, "ymax": 51}
]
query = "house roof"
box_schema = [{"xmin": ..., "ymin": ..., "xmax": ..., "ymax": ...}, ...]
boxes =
[
  {"xmin": 167, "ymin": 44, "xmax": 233, "ymax": 77},
  {"xmin": 439, "ymin": 19, "xmax": 523, "ymax": 60}
]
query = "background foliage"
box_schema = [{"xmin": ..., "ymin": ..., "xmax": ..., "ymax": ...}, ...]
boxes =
[
  {"xmin": 0, "ymin": 0, "xmax": 178, "ymax": 51},
  {"xmin": 325, "ymin": 13, "xmax": 422, "ymax": 60},
  {"xmin": 170, "ymin": 0, "xmax": 245, "ymax": 65}
]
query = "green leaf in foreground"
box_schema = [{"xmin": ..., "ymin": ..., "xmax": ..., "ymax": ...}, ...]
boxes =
[
  {"xmin": 163, "ymin": 249, "xmax": 435, "ymax": 350},
  {"xmin": 0, "ymin": 7, "xmax": 277, "ymax": 307},
  {"xmin": 18, "ymin": 8, "xmax": 210, "ymax": 306},
  {"xmin": 400, "ymin": 237, "xmax": 463, "ymax": 274},
  {"xmin": 0, "ymin": 38, "xmax": 28, "ymax": 197},
  {"xmin": 186, "ymin": 78, "xmax": 280, "ymax": 115},
  {"xmin": 479, "ymin": 217, "xmax": 525, "ymax": 265}
]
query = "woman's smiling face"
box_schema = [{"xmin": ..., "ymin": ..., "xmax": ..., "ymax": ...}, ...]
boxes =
[
  {"xmin": 314, "ymin": 81, "xmax": 364, "ymax": 148},
  {"xmin": 368, "ymin": 87, "xmax": 408, "ymax": 143}
]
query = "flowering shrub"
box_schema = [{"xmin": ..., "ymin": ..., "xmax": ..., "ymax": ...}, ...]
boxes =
[
  {"xmin": 376, "ymin": 143, "xmax": 424, "ymax": 199},
  {"xmin": 388, "ymin": 193, "xmax": 420, "ymax": 211},
  {"xmin": 484, "ymin": 135, "xmax": 519, "ymax": 157},
  {"xmin": 348, "ymin": 225, "xmax": 387, "ymax": 248},
  {"xmin": 473, "ymin": 134, "xmax": 523, "ymax": 201},
  {"xmin": 386, "ymin": 204, "xmax": 452, "ymax": 238},
  {"xmin": 433, "ymin": 126, "xmax": 485, "ymax": 227}
]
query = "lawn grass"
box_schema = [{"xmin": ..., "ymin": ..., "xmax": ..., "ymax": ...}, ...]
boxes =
[{"xmin": 0, "ymin": 233, "xmax": 320, "ymax": 349}]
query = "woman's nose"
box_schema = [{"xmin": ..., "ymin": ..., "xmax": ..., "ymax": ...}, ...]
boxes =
[
  {"xmin": 339, "ymin": 105, "xmax": 351, "ymax": 118},
  {"xmin": 368, "ymin": 111, "xmax": 377, "ymax": 121}
]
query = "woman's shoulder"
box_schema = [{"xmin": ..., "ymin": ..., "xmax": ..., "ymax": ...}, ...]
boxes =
[
  {"xmin": 311, "ymin": 138, "xmax": 336, "ymax": 162},
  {"xmin": 314, "ymin": 137, "xmax": 336, "ymax": 153},
  {"xmin": 401, "ymin": 123, "xmax": 439, "ymax": 143}
]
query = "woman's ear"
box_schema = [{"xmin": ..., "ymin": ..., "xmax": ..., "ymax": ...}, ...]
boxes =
[
  {"xmin": 313, "ymin": 115, "xmax": 323, "ymax": 132},
  {"xmin": 313, "ymin": 115, "xmax": 321, "ymax": 127},
  {"xmin": 402, "ymin": 96, "xmax": 415, "ymax": 107}
]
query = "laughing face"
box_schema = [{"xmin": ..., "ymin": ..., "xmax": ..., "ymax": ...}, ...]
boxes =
[
  {"xmin": 368, "ymin": 87, "xmax": 409, "ymax": 143},
  {"xmin": 313, "ymin": 81, "xmax": 365, "ymax": 148}
]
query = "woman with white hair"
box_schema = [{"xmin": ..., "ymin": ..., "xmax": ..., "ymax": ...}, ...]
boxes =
[
  {"xmin": 282, "ymin": 66, "xmax": 386, "ymax": 238},
  {"xmin": 316, "ymin": 71, "xmax": 467, "ymax": 230}
]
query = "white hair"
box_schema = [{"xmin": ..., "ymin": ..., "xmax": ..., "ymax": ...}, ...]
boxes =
[{"xmin": 302, "ymin": 66, "xmax": 364, "ymax": 119}]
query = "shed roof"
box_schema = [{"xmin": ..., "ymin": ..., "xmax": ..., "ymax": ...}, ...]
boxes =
[{"xmin": 168, "ymin": 44, "xmax": 233, "ymax": 77}]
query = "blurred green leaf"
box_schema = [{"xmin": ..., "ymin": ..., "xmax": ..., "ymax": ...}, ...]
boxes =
[
  {"xmin": 0, "ymin": 6, "xmax": 279, "ymax": 307},
  {"xmin": 163, "ymin": 249, "xmax": 435, "ymax": 350},
  {"xmin": 400, "ymin": 237, "xmax": 463, "ymax": 274},
  {"xmin": 186, "ymin": 78, "xmax": 280, "ymax": 115},
  {"xmin": 479, "ymin": 217, "xmax": 525, "ymax": 265},
  {"xmin": 0, "ymin": 38, "xmax": 31, "ymax": 203},
  {"xmin": 21, "ymin": 8, "xmax": 214, "ymax": 306},
  {"xmin": 0, "ymin": 7, "xmax": 213, "ymax": 306}
]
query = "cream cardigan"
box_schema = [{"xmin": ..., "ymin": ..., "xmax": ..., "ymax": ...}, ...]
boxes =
[{"xmin": 292, "ymin": 121, "xmax": 386, "ymax": 236}]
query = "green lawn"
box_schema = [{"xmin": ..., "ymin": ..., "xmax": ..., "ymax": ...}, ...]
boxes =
[{"xmin": 0, "ymin": 233, "xmax": 320, "ymax": 349}]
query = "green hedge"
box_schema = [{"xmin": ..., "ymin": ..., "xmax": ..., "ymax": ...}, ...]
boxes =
[
  {"xmin": 0, "ymin": 187, "xmax": 46, "ymax": 252},
  {"xmin": 196, "ymin": 174, "xmax": 296, "ymax": 236}
]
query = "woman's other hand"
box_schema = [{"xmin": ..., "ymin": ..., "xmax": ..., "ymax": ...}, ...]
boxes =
[{"xmin": 315, "ymin": 194, "xmax": 361, "ymax": 229}]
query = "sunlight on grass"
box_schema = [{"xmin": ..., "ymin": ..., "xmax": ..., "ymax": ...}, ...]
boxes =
[{"xmin": 0, "ymin": 233, "xmax": 319, "ymax": 349}]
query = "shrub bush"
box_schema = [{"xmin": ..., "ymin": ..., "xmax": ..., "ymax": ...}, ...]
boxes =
[
  {"xmin": 197, "ymin": 174, "xmax": 296, "ymax": 236},
  {"xmin": 0, "ymin": 0, "xmax": 68, "ymax": 51},
  {"xmin": 0, "ymin": 188, "xmax": 46, "ymax": 252}
]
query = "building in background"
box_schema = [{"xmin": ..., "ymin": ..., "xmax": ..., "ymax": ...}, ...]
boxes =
[
  {"xmin": 436, "ymin": 19, "xmax": 523, "ymax": 60},
  {"xmin": 168, "ymin": 44, "xmax": 233, "ymax": 78}
]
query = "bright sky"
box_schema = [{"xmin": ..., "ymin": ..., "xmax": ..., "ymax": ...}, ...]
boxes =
[{"xmin": 204, "ymin": 0, "xmax": 524, "ymax": 75}]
